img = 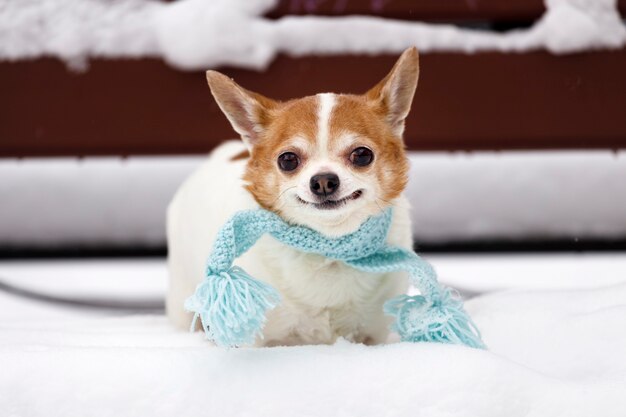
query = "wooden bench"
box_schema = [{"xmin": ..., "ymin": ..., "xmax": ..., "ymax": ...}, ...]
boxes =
[{"xmin": 1, "ymin": 1, "xmax": 625, "ymax": 157}]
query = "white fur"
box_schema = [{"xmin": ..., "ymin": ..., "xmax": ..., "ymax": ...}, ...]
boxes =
[
  {"xmin": 315, "ymin": 93, "xmax": 335, "ymax": 159},
  {"xmin": 166, "ymin": 141, "xmax": 413, "ymax": 346}
]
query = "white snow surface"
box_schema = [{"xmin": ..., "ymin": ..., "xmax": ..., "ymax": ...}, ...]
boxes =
[
  {"xmin": 1, "ymin": 255, "xmax": 626, "ymax": 416},
  {"xmin": 0, "ymin": 0, "xmax": 624, "ymax": 70},
  {"xmin": 2, "ymin": 150, "xmax": 626, "ymax": 246}
]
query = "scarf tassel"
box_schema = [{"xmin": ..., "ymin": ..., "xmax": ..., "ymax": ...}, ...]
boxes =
[
  {"xmin": 185, "ymin": 266, "xmax": 280, "ymax": 347},
  {"xmin": 384, "ymin": 288, "xmax": 485, "ymax": 349}
]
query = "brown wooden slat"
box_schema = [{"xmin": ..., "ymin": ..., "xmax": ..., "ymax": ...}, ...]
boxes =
[
  {"xmin": 268, "ymin": 0, "xmax": 544, "ymax": 21},
  {"xmin": 267, "ymin": 0, "xmax": 626, "ymax": 21},
  {"xmin": 1, "ymin": 50, "xmax": 626, "ymax": 157}
]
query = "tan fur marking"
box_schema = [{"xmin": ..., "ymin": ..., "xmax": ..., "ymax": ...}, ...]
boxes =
[
  {"xmin": 329, "ymin": 95, "xmax": 409, "ymax": 202},
  {"xmin": 242, "ymin": 96, "xmax": 319, "ymax": 210},
  {"xmin": 230, "ymin": 149, "xmax": 250, "ymax": 161}
]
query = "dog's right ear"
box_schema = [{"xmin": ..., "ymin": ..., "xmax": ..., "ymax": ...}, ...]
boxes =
[
  {"xmin": 365, "ymin": 47, "xmax": 419, "ymax": 137},
  {"xmin": 206, "ymin": 71, "xmax": 277, "ymax": 148}
]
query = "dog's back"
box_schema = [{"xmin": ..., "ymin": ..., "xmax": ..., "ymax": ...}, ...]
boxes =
[{"xmin": 166, "ymin": 141, "xmax": 256, "ymax": 329}]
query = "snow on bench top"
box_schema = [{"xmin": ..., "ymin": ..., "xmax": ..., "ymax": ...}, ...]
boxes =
[{"xmin": 0, "ymin": 0, "xmax": 624, "ymax": 70}]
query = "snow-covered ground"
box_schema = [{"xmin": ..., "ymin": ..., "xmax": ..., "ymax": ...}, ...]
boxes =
[
  {"xmin": 1, "ymin": 0, "xmax": 624, "ymax": 70},
  {"xmin": 1, "ymin": 255, "xmax": 625, "ymax": 416}
]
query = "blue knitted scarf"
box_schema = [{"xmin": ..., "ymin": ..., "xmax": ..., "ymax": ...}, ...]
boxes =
[{"xmin": 185, "ymin": 208, "xmax": 485, "ymax": 349}]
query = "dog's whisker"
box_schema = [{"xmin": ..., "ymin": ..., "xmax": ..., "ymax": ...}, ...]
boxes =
[
  {"xmin": 269, "ymin": 186, "xmax": 297, "ymax": 207},
  {"xmin": 374, "ymin": 199, "xmax": 385, "ymax": 214},
  {"xmin": 376, "ymin": 197, "xmax": 409, "ymax": 210}
]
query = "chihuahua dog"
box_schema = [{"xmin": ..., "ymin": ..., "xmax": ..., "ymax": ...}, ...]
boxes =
[{"xmin": 166, "ymin": 47, "xmax": 419, "ymax": 346}]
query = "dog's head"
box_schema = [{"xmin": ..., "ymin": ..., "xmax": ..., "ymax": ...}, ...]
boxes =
[{"xmin": 206, "ymin": 47, "xmax": 419, "ymax": 236}]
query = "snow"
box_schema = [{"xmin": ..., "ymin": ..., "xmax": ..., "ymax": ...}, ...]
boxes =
[
  {"xmin": 434, "ymin": 253, "xmax": 626, "ymax": 293},
  {"xmin": 0, "ymin": 259, "xmax": 166, "ymax": 302},
  {"xmin": 0, "ymin": 0, "xmax": 161, "ymax": 70},
  {"xmin": 2, "ymin": 150, "xmax": 626, "ymax": 247},
  {"xmin": 1, "ymin": 0, "xmax": 624, "ymax": 70},
  {"xmin": 1, "ymin": 255, "xmax": 626, "ymax": 416},
  {"xmin": 405, "ymin": 150, "xmax": 626, "ymax": 242},
  {"xmin": 0, "ymin": 156, "xmax": 193, "ymax": 247}
]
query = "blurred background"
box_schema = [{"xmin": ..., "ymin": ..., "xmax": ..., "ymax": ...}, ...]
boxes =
[{"xmin": 1, "ymin": 0, "xmax": 626, "ymax": 310}]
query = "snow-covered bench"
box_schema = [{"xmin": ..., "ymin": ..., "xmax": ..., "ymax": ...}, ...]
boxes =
[{"xmin": 1, "ymin": 0, "xmax": 625, "ymax": 157}]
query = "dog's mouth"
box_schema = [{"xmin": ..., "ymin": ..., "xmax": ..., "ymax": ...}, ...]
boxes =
[{"xmin": 296, "ymin": 190, "xmax": 363, "ymax": 210}]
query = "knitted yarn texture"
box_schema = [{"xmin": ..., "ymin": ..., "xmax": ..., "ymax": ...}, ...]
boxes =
[{"xmin": 185, "ymin": 208, "xmax": 484, "ymax": 349}]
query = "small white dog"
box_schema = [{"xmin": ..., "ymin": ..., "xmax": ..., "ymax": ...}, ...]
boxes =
[{"xmin": 166, "ymin": 47, "xmax": 419, "ymax": 346}]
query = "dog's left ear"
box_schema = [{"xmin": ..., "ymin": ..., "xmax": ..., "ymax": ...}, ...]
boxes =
[
  {"xmin": 366, "ymin": 47, "xmax": 419, "ymax": 137},
  {"xmin": 206, "ymin": 70, "xmax": 277, "ymax": 149}
]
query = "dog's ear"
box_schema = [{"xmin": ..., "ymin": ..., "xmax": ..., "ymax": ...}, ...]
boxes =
[
  {"xmin": 206, "ymin": 71, "xmax": 277, "ymax": 148},
  {"xmin": 366, "ymin": 47, "xmax": 419, "ymax": 137}
]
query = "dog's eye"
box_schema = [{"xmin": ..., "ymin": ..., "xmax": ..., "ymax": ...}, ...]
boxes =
[
  {"xmin": 277, "ymin": 152, "xmax": 300, "ymax": 171},
  {"xmin": 350, "ymin": 147, "xmax": 374, "ymax": 167}
]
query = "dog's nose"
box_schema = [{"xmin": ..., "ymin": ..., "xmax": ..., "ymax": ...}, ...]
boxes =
[{"xmin": 310, "ymin": 173, "xmax": 340, "ymax": 197}]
